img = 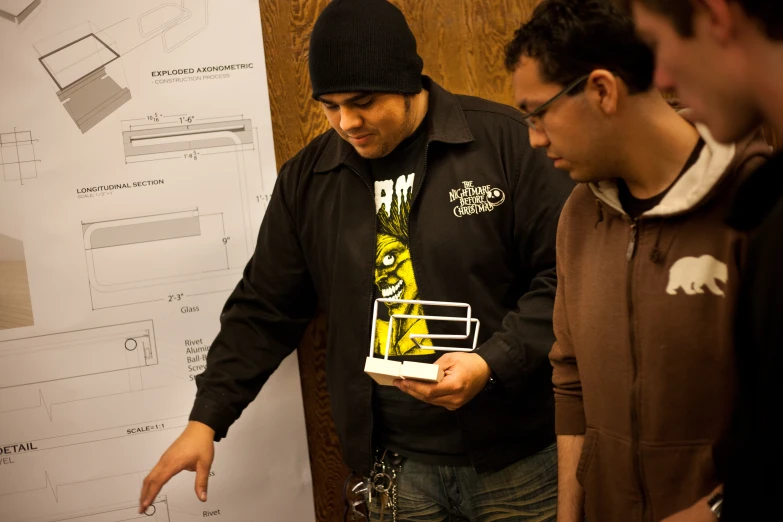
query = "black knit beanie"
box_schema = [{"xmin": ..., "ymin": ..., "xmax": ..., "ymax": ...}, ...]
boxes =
[{"xmin": 309, "ymin": 0, "xmax": 424, "ymax": 99}]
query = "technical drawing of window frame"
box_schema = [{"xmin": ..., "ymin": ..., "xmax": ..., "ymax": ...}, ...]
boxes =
[
  {"xmin": 37, "ymin": 31, "xmax": 131, "ymax": 134},
  {"xmin": 137, "ymin": 3, "xmax": 190, "ymax": 38},
  {"xmin": 1, "ymin": 129, "xmax": 39, "ymax": 183},
  {"xmin": 137, "ymin": 0, "xmax": 209, "ymax": 53},
  {"xmin": 23, "ymin": 495, "xmax": 170, "ymax": 522},
  {"xmin": 82, "ymin": 209, "xmax": 238, "ymax": 294},
  {"xmin": 0, "ymin": 321, "xmax": 157, "ymax": 391},
  {"xmin": 39, "ymin": 34, "xmax": 120, "ymax": 92},
  {"xmin": 101, "ymin": 113, "xmax": 263, "ymax": 310},
  {"xmin": 120, "ymin": 115, "xmax": 257, "ymax": 250},
  {"xmin": 123, "ymin": 119, "xmax": 253, "ymax": 158},
  {"xmin": 0, "ymin": 0, "xmax": 40, "ymax": 24}
]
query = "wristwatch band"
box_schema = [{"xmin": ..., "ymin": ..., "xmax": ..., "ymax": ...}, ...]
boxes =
[
  {"xmin": 483, "ymin": 372, "xmax": 497, "ymax": 391},
  {"xmin": 707, "ymin": 492, "xmax": 723, "ymax": 519}
]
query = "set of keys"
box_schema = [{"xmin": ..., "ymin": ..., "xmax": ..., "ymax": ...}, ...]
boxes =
[{"xmin": 368, "ymin": 449, "xmax": 404, "ymax": 522}]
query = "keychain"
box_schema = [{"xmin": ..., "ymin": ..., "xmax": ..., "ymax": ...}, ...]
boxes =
[{"xmin": 369, "ymin": 450, "xmax": 403, "ymax": 522}]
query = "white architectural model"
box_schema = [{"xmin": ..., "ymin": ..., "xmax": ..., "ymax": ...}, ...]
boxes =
[{"xmin": 364, "ymin": 299, "xmax": 481, "ymax": 386}]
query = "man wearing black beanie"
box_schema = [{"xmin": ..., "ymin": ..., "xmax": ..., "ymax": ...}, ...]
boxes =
[{"xmin": 140, "ymin": 1, "xmax": 574, "ymax": 520}]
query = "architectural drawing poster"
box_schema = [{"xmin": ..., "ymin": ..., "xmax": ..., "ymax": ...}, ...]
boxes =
[{"xmin": 0, "ymin": 1, "xmax": 315, "ymax": 520}]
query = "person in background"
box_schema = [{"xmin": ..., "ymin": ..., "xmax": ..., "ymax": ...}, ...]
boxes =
[
  {"xmin": 139, "ymin": 0, "xmax": 575, "ymax": 520},
  {"xmin": 623, "ymin": 0, "xmax": 783, "ymax": 520},
  {"xmin": 504, "ymin": 1, "xmax": 768, "ymax": 520}
]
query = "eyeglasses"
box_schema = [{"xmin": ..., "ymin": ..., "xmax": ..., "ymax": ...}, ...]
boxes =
[
  {"xmin": 343, "ymin": 473, "xmax": 369, "ymax": 521},
  {"xmin": 520, "ymin": 74, "xmax": 590, "ymax": 131}
]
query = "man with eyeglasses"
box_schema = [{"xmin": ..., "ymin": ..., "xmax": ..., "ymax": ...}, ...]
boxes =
[{"xmin": 505, "ymin": 1, "xmax": 769, "ymax": 521}]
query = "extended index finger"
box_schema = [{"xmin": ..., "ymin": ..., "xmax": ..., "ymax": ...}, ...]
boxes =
[{"xmin": 139, "ymin": 460, "xmax": 179, "ymax": 513}]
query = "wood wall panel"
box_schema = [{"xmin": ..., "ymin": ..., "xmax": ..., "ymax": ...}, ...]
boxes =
[{"xmin": 258, "ymin": 1, "xmax": 540, "ymax": 520}]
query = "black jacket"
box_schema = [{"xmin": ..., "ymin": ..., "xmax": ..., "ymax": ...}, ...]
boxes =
[
  {"xmin": 723, "ymin": 150, "xmax": 783, "ymax": 521},
  {"xmin": 189, "ymin": 77, "xmax": 575, "ymax": 474}
]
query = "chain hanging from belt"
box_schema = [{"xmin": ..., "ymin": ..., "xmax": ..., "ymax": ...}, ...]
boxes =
[{"xmin": 368, "ymin": 449, "xmax": 404, "ymax": 522}]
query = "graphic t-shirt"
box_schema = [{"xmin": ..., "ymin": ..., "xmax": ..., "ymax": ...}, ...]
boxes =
[{"xmin": 368, "ymin": 116, "xmax": 469, "ymax": 465}]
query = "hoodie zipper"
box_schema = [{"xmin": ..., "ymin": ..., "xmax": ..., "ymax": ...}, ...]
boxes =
[
  {"xmin": 346, "ymin": 162, "xmax": 379, "ymax": 474},
  {"xmin": 626, "ymin": 219, "xmax": 651, "ymax": 520}
]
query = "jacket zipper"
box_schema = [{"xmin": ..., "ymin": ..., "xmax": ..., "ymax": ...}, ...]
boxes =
[
  {"xmin": 346, "ymin": 163, "xmax": 379, "ymax": 474},
  {"xmin": 626, "ymin": 219, "xmax": 650, "ymax": 520}
]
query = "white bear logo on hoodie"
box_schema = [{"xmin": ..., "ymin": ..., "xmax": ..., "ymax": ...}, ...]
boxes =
[{"xmin": 666, "ymin": 255, "xmax": 728, "ymax": 297}]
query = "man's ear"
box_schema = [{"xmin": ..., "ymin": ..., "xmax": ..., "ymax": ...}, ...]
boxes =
[
  {"xmin": 695, "ymin": 0, "xmax": 737, "ymax": 44},
  {"xmin": 584, "ymin": 69, "xmax": 620, "ymax": 116}
]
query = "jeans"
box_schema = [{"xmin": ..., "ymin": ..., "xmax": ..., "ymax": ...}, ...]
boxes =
[{"xmin": 367, "ymin": 443, "xmax": 557, "ymax": 522}]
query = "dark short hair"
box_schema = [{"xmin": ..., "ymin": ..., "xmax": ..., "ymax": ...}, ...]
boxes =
[
  {"xmin": 617, "ymin": 0, "xmax": 783, "ymax": 40},
  {"xmin": 505, "ymin": 0, "xmax": 655, "ymax": 94}
]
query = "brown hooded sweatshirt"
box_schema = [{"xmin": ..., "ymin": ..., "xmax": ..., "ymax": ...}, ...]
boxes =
[{"xmin": 550, "ymin": 123, "xmax": 770, "ymax": 522}]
